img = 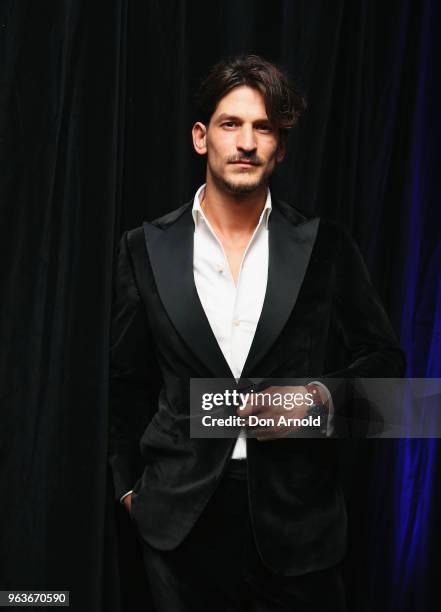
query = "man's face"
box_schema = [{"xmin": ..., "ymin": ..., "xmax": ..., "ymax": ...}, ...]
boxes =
[{"xmin": 193, "ymin": 85, "xmax": 285, "ymax": 195}]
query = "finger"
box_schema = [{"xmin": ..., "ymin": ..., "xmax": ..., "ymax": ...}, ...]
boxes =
[
  {"xmin": 248, "ymin": 424, "xmax": 285, "ymax": 436},
  {"xmin": 237, "ymin": 404, "xmax": 253, "ymax": 416},
  {"xmin": 257, "ymin": 429, "xmax": 292, "ymax": 441},
  {"xmin": 238, "ymin": 403, "xmax": 266, "ymax": 417}
]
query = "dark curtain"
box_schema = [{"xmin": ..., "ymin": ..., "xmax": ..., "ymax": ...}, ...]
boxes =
[{"xmin": 1, "ymin": 1, "xmax": 439, "ymax": 611}]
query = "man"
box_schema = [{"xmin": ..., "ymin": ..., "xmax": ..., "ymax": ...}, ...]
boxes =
[{"xmin": 108, "ymin": 55, "xmax": 405, "ymax": 611}]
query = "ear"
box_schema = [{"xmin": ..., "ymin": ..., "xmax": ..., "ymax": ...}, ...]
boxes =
[{"xmin": 192, "ymin": 122, "xmax": 207, "ymax": 155}]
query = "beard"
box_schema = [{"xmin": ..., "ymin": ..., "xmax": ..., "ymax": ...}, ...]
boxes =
[
  {"xmin": 218, "ymin": 175, "xmax": 264, "ymax": 194},
  {"xmin": 210, "ymin": 161, "xmax": 274, "ymax": 195}
]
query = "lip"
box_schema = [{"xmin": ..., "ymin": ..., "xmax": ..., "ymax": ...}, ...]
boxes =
[{"xmin": 230, "ymin": 161, "xmax": 257, "ymax": 166}]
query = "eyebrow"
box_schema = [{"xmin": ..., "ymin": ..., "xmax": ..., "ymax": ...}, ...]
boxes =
[{"xmin": 216, "ymin": 113, "xmax": 271, "ymax": 124}]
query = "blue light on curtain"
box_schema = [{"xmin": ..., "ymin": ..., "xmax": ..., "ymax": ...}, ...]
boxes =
[{"xmin": 392, "ymin": 0, "xmax": 440, "ymax": 609}]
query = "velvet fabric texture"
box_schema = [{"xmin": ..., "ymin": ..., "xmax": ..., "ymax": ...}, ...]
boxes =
[
  {"xmin": 108, "ymin": 197, "xmax": 405, "ymax": 576},
  {"xmin": 138, "ymin": 462, "xmax": 346, "ymax": 612},
  {"xmin": 3, "ymin": 1, "xmax": 439, "ymax": 610}
]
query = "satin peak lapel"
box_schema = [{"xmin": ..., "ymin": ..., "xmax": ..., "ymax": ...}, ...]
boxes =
[
  {"xmin": 143, "ymin": 206, "xmax": 234, "ymax": 379},
  {"xmin": 241, "ymin": 205, "xmax": 320, "ymax": 378},
  {"xmin": 143, "ymin": 201, "xmax": 319, "ymax": 380}
]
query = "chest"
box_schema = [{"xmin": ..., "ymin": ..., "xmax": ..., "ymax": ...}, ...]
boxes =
[
  {"xmin": 193, "ymin": 229, "xmax": 269, "ymax": 337},
  {"xmin": 222, "ymin": 245, "xmax": 247, "ymax": 286}
]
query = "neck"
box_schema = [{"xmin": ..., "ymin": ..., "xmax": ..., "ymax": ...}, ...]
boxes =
[{"xmin": 201, "ymin": 176, "xmax": 268, "ymax": 241}]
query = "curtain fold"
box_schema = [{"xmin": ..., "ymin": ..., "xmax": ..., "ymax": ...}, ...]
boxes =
[{"xmin": 1, "ymin": 1, "xmax": 439, "ymax": 610}]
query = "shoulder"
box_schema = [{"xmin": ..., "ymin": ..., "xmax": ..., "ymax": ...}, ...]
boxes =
[
  {"xmin": 148, "ymin": 199, "xmax": 194, "ymax": 229},
  {"xmin": 273, "ymin": 198, "xmax": 310, "ymax": 224},
  {"xmin": 124, "ymin": 199, "xmax": 193, "ymax": 246},
  {"xmin": 274, "ymin": 199, "xmax": 361, "ymax": 264},
  {"xmin": 274, "ymin": 198, "xmax": 349, "ymax": 237}
]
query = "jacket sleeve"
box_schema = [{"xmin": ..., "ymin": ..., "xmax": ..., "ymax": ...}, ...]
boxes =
[
  {"xmin": 315, "ymin": 224, "xmax": 406, "ymax": 437},
  {"xmin": 108, "ymin": 230, "xmax": 162, "ymax": 501}
]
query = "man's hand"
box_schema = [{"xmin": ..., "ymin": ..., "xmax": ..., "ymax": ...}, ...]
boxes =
[
  {"xmin": 122, "ymin": 493, "xmax": 133, "ymax": 514},
  {"xmin": 237, "ymin": 385, "xmax": 328, "ymax": 441}
]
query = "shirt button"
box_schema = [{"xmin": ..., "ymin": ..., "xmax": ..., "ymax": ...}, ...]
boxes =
[
  {"xmin": 233, "ymin": 319, "xmax": 240, "ymax": 327},
  {"xmin": 215, "ymin": 264, "xmax": 224, "ymax": 273}
]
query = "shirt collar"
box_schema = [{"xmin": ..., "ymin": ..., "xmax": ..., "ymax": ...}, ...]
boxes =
[{"xmin": 192, "ymin": 183, "xmax": 272, "ymax": 231}]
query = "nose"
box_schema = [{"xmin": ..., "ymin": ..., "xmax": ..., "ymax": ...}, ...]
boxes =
[{"xmin": 236, "ymin": 125, "xmax": 257, "ymax": 153}]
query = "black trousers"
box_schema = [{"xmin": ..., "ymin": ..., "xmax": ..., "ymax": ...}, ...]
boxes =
[{"xmin": 138, "ymin": 460, "xmax": 346, "ymax": 612}]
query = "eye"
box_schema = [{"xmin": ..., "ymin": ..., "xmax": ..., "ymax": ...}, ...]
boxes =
[
  {"xmin": 255, "ymin": 124, "xmax": 273, "ymax": 133},
  {"xmin": 221, "ymin": 121, "xmax": 238, "ymax": 129}
]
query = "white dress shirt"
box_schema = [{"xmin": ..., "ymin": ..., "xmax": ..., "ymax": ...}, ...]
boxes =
[
  {"xmin": 192, "ymin": 183, "xmax": 270, "ymax": 458},
  {"xmin": 119, "ymin": 184, "xmax": 332, "ymax": 502},
  {"xmin": 192, "ymin": 184, "xmax": 333, "ymax": 458}
]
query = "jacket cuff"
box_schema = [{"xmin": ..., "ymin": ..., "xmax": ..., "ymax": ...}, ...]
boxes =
[
  {"xmin": 109, "ymin": 452, "xmax": 140, "ymax": 502},
  {"xmin": 119, "ymin": 490, "xmax": 133, "ymax": 504},
  {"xmin": 308, "ymin": 381, "xmax": 334, "ymax": 437}
]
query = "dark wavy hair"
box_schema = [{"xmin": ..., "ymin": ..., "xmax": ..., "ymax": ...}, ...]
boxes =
[{"xmin": 195, "ymin": 54, "xmax": 307, "ymax": 141}]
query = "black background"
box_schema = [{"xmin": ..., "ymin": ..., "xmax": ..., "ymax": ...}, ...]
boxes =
[{"xmin": 1, "ymin": 1, "xmax": 440, "ymax": 611}]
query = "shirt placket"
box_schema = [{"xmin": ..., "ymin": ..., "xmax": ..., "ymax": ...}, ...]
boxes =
[{"xmin": 201, "ymin": 214, "xmax": 263, "ymax": 379}]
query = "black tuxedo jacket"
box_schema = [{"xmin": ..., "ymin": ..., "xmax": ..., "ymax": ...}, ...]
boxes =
[{"xmin": 108, "ymin": 197, "xmax": 405, "ymax": 576}]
